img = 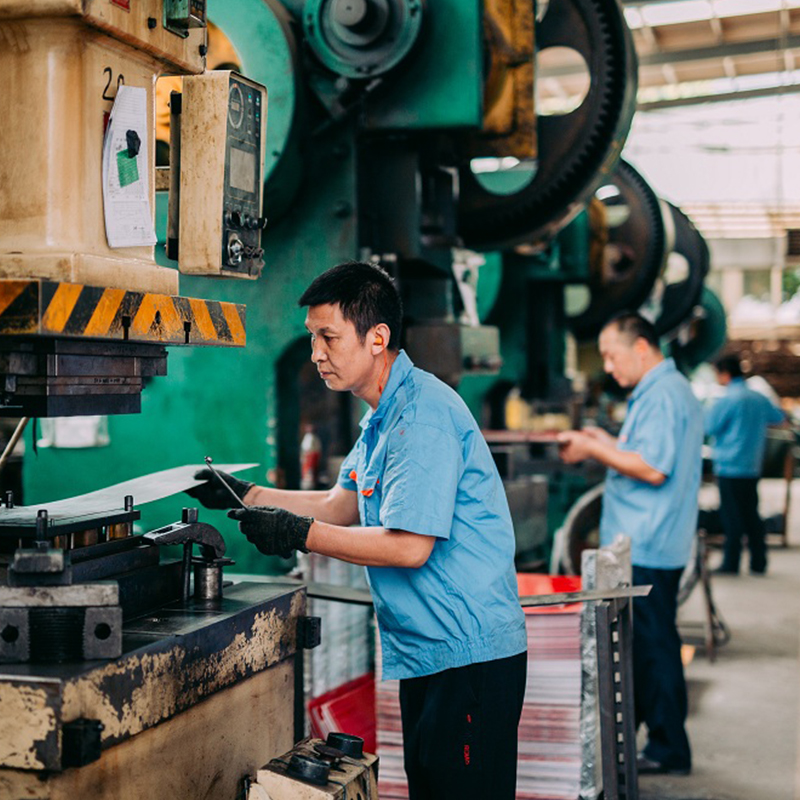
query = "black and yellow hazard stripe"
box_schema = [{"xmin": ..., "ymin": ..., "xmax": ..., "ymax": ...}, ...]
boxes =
[{"xmin": 0, "ymin": 280, "xmax": 246, "ymax": 346}]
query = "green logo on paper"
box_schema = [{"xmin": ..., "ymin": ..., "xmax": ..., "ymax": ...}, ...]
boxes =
[{"xmin": 117, "ymin": 149, "xmax": 139, "ymax": 187}]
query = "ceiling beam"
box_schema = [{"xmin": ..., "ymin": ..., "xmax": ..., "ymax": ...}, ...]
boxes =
[
  {"xmin": 639, "ymin": 34, "xmax": 800, "ymax": 68},
  {"xmin": 637, "ymin": 81, "xmax": 800, "ymax": 111},
  {"xmin": 539, "ymin": 35, "xmax": 800, "ymax": 78}
]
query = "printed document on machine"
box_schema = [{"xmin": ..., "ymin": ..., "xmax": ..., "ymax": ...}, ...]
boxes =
[{"xmin": 102, "ymin": 85, "xmax": 158, "ymax": 248}]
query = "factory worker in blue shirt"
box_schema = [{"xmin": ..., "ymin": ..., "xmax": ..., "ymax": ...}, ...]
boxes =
[
  {"xmin": 705, "ymin": 354, "xmax": 785, "ymax": 575},
  {"xmin": 188, "ymin": 261, "xmax": 528, "ymax": 800},
  {"xmin": 558, "ymin": 312, "xmax": 703, "ymax": 777}
]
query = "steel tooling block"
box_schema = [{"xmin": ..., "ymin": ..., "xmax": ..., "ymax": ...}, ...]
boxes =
[
  {"xmin": 0, "ymin": 280, "xmax": 246, "ymax": 346},
  {"xmin": 0, "ymin": 582, "xmax": 305, "ymax": 771}
]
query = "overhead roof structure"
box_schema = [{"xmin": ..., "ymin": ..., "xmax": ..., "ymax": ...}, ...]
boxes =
[{"xmin": 538, "ymin": 0, "xmax": 800, "ymax": 112}]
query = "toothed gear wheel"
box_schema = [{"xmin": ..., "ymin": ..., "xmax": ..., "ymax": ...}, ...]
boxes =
[
  {"xmin": 654, "ymin": 203, "xmax": 710, "ymax": 338},
  {"xmin": 457, "ymin": 0, "xmax": 637, "ymax": 250},
  {"xmin": 568, "ymin": 159, "xmax": 669, "ymax": 341}
]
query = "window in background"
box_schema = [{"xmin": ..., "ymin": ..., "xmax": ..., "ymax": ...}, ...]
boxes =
[{"xmin": 743, "ymin": 268, "xmax": 771, "ymax": 300}]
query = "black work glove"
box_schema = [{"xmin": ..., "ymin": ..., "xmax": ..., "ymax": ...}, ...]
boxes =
[
  {"xmin": 185, "ymin": 468, "xmax": 254, "ymax": 510},
  {"xmin": 227, "ymin": 506, "xmax": 313, "ymax": 558}
]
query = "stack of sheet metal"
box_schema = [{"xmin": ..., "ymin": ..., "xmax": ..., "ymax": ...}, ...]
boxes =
[
  {"xmin": 374, "ymin": 631, "xmax": 408, "ymax": 799},
  {"xmin": 375, "ymin": 574, "xmax": 584, "ymax": 800},
  {"xmin": 517, "ymin": 574, "xmax": 583, "ymax": 800}
]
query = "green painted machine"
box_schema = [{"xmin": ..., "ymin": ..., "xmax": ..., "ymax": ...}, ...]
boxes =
[
  {"xmin": 0, "ymin": 4, "xmax": 730, "ymax": 792},
  {"xmin": 19, "ymin": 0, "xmax": 720, "ymax": 571}
]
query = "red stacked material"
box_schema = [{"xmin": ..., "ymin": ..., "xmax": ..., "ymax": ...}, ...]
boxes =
[
  {"xmin": 308, "ymin": 672, "xmax": 377, "ymax": 754},
  {"xmin": 517, "ymin": 574, "xmax": 583, "ymax": 800},
  {"xmin": 376, "ymin": 574, "xmax": 584, "ymax": 800}
]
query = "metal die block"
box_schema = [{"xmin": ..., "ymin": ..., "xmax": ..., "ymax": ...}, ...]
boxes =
[
  {"xmin": 82, "ymin": 606, "xmax": 123, "ymax": 660},
  {"xmin": 12, "ymin": 376, "xmax": 144, "ymax": 397},
  {"xmin": 0, "ymin": 582, "xmax": 305, "ymax": 772},
  {"xmin": 0, "ymin": 607, "xmax": 29, "ymax": 662},
  {"xmin": 0, "ymin": 583, "xmax": 119, "ymax": 608},
  {"xmin": 254, "ymin": 738, "xmax": 379, "ymax": 800}
]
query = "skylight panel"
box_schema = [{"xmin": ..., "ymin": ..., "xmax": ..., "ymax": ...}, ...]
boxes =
[{"xmin": 641, "ymin": 0, "xmax": 713, "ymax": 26}]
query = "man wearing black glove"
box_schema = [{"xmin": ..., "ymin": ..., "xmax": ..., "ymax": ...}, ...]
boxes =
[
  {"xmin": 188, "ymin": 261, "xmax": 527, "ymax": 800},
  {"xmin": 185, "ymin": 468, "xmax": 254, "ymax": 510},
  {"xmin": 227, "ymin": 506, "xmax": 313, "ymax": 559}
]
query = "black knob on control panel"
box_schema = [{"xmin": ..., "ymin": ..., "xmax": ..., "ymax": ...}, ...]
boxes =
[{"xmin": 225, "ymin": 210, "xmax": 242, "ymax": 228}]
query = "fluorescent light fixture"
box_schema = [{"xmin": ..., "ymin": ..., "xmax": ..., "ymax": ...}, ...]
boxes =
[
  {"xmin": 714, "ymin": 0, "xmax": 783, "ymax": 14},
  {"xmin": 641, "ymin": 0, "xmax": 713, "ymax": 27},
  {"xmin": 624, "ymin": 6, "xmax": 644, "ymax": 27},
  {"xmin": 637, "ymin": 68, "xmax": 800, "ymax": 104}
]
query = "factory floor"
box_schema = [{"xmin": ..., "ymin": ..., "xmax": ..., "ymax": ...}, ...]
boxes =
[{"xmin": 638, "ymin": 479, "xmax": 800, "ymax": 800}]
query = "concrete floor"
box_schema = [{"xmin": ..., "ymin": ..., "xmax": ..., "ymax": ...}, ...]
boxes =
[{"xmin": 639, "ymin": 479, "xmax": 800, "ymax": 800}]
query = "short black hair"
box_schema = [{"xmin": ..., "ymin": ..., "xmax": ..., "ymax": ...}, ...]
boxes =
[
  {"xmin": 715, "ymin": 354, "xmax": 743, "ymax": 378},
  {"xmin": 298, "ymin": 261, "xmax": 403, "ymax": 350},
  {"xmin": 603, "ymin": 312, "xmax": 660, "ymax": 349}
]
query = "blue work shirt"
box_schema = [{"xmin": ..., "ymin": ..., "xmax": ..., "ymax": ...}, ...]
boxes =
[
  {"xmin": 705, "ymin": 378, "xmax": 784, "ymax": 478},
  {"xmin": 338, "ymin": 350, "xmax": 527, "ymax": 681},
  {"xmin": 600, "ymin": 359, "xmax": 703, "ymax": 569}
]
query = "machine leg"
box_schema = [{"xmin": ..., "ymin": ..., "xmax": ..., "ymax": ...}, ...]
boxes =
[
  {"xmin": 596, "ymin": 598, "xmax": 638, "ymax": 800},
  {"xmin": 294, "ymin": 648, "xmax": 306, "ymax": 744}
]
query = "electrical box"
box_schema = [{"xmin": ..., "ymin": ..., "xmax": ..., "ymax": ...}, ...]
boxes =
[{"xmin": 173, "ymin": 71, "xmax": 267, "ymax": 279}]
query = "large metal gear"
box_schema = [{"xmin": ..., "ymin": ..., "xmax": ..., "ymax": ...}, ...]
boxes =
[
  {"xmin": 654, "ymin": 203, "xmax": 710, "ymax": 338},
  {"xmin": 569, "ymin": 159, "xmax": 671, "ymax": 341},
  {"xmin": 456, "ymin": 0, "xmax": 638, "ymax": 250}
]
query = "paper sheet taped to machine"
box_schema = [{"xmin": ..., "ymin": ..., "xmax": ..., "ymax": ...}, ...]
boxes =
[
  {"xmin": 102, "ymin": 85, "xmax": 158, "ymax": 248},
  {"xmin": 0, "ymin": 464, "xmax": 257, "ymax": 523}
]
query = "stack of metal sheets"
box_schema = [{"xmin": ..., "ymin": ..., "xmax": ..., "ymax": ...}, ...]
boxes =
[{"xmin": 375, "ymin": 574, "xmax": 584, "ymax": 800}]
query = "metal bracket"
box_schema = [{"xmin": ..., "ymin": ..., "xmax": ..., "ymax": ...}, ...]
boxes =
[
  {"xmin": 298, "ymin": 616, "xmax": 322, "ymax": 650},
  {"xmin": 62, "ymin": 718, "xmax": 105, "ymax": 768}
]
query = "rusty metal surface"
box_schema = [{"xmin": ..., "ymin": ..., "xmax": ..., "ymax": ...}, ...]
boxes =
[
  {"xmin": 0, "ymin": 661, "xmax": 296, "ymax": 800},
  {"xmin": 0, "ymin": 582, "xmax": 305, "ymax": 771},
  {"xmin": 0, "ymin": 280, "xmax": 246, "ymax": 346}
]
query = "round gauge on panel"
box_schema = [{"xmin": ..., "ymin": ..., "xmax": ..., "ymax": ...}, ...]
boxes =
[{"xmin": 228, "ymin": 82, "xmax": 245, "ymax": 129}]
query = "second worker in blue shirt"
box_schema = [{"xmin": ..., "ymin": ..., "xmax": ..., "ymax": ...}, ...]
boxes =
[
  {"xmin": 188, "ymin": 261, "xmax": 527, "ymax": 800},
  {"xmin": 558, "ymin": 312, "xmax": 703, "ymax": 777},
  {"xmin": 705, "ymin": 353, "xmax": 785, "ymax": 575}
]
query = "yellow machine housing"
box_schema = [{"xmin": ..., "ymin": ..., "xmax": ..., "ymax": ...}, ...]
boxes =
[{"xmin": 0, "ymin": 0, "xmax": 206, "ymax": 294}]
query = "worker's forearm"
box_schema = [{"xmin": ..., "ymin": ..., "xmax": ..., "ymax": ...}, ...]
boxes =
[
  {"xmin": 305, "ymin": 521, "xmax": 433, "ymax": 568},
  {"xmin": 587, "ymin": 440, "xmax": 666, "ymax": 485},
  {"xmin": 243, "ymin": 485, "xmax": 356, "ymax": 525}
]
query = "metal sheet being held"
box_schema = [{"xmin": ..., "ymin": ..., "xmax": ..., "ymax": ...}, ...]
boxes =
[{"xmin": 0, "ymin": 464, "xmax": 257, "ymax": 534}]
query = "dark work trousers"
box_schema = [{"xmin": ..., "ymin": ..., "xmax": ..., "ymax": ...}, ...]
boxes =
[
  {"xmin": 718, "ymin": 476, "xmax": 767, "ymax": 573},
  {"xmin": 399, "ymin": 651, "xmax": 527, "ymax": 800},
  {"xmin": 632, "ymin": 566, "xmax": 692, "ymax": 771}
]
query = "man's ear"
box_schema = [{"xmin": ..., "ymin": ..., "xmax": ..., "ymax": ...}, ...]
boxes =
[
  {"xmin": 372, "ymin": 324, "xmax": 391, "ymax": 353},
  {"xmin": 634, "ymin": 337, "xmax": 652, "ymax": 357}
]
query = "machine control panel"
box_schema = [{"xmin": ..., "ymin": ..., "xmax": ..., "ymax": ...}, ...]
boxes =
[
  {"xmin": 176, "ymin": 71, "xmax": 267, "ymax": 278},
  {"xmin": 222, "ymin": 78, "xmax": 266, "ymax": 275}
]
